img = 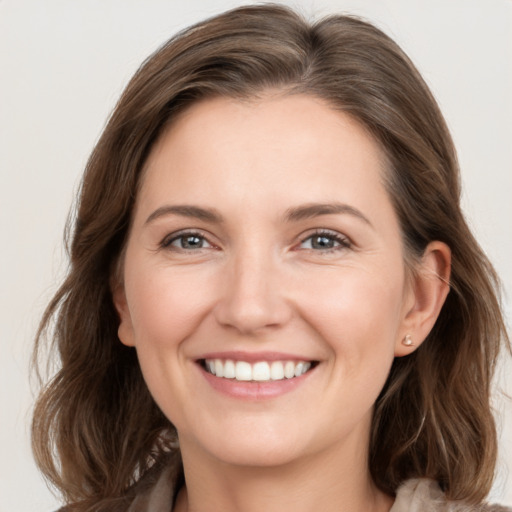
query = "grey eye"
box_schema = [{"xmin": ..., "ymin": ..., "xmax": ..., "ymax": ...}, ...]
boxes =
[
  {"xmin": 179, "ymin": 235, "xmax": 204, "ymax": 249},
  {"xmin": 310, "ymin": 235, "xmax": 337, "ymax": 249},
  {"xmin": 164, "ymin": 233, "xmax": 212, "ymax": 250},
  {"xmin": 300, "ymin": 232, "xmax": 349, "ymax": 251}
]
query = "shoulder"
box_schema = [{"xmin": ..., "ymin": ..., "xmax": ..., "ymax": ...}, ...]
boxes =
[
  {"xmin": 392, "ymin": 479, "xmax": 512, "ymax": 512},
  {"xmin": 52, "ymin": 453, "xmax": 181, "ymax": 512}
]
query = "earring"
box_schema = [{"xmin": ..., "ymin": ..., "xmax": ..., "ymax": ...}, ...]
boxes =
[{"xmin": 402, "ymin": 334, "xmax": 414, "ymax": 347}]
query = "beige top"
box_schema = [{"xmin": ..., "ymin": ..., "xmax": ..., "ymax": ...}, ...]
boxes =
[
  {"xmin": 126, "ymin": 467, "xmax": 512, "ymax": 512},
  {"xmin": 390, "ymin": 479, "xmax": 511, "ymax": 512}
]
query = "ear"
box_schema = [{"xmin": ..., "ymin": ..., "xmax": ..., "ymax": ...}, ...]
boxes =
[
  {"xmin": 112, "ymin": 283, "xmax": 136, "ymax": 347},
  {"xmin": 395, "ymin": 241, "xmax": 451, "ymax": 357}
]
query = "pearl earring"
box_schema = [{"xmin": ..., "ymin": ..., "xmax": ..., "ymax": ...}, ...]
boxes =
[{"xmin": 402, "ymin": 334, "xmax": 414, "ymax": 347}]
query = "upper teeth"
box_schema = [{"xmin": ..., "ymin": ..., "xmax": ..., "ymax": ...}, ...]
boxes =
[{"xmin": 205, "ymin": 359, "xmax": 312, "ymax": 382}]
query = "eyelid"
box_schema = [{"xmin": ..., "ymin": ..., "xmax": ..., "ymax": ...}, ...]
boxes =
[
  {"xmin": 296, "ymin": 229, "xmax": 352, "ymax": 251},
  {"xmin": 160, "ymin": 229, "xmax": 217, "ymax": 250},
  {"xmin": 158, "ymin": 228, "xmax": 351, "ymax": 253}
]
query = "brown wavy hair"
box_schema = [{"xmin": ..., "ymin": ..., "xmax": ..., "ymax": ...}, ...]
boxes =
[{"xmin": 32, "ymin": 4, "xmax": 509, "ymax": 510}]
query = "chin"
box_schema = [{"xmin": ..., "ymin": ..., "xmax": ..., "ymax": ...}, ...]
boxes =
[
  {"xmin": 180, "ymin": 421, "xmax": 313, "ymax": 469},
  {"xmin": 211, "ymin": 440, "xmax": 305, "ymax": 468}
]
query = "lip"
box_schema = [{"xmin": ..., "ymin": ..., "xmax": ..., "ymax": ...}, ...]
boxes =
[
  {"xmin": 195, "ymin": 350, "xmax": 314, "ymax": 363},
  {"xmin": 195, "ymin": 352, "xmax": 318, "ymax": 401}
]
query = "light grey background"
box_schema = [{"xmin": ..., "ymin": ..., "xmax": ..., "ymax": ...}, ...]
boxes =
[{"xmin": 1, "ymin": 1, "xmax": 510, "ymax": 511}]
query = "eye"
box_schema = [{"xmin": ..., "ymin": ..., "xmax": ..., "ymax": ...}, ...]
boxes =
[
  {"xmin": 162, "ymin": 231, "xmax": 213, "ymax": 251},
  {"xmin": 298, "ymin": 230, "xmax": 351, "ymax": 252}
]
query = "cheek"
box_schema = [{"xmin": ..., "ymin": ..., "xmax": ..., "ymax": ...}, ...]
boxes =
[
  {"xmin": 126, "ymin": 264, "xmax": 217, "ymax": 348},
  {"xmin": 123, "ymin": 265, "xmax": 220, "ymax": 427},
  {"xmin": 299, "ymin": 265, "xmax": 404, "ymax": 380},
  {"xmin": 304, "ymin": 264, "xmax": 403, "ymax": 333}
]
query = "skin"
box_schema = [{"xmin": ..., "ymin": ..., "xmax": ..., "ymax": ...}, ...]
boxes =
[{"xmin": 114, "ymin": 93, "xmax": 451, "ymax": 512}]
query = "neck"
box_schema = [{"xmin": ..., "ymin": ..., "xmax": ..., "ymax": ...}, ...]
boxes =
[{"xmin": 174, "ymin": 434, "xmax": 394, "ymax": 512}]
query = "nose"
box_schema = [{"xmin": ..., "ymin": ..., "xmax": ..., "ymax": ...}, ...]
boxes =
[{"xmin": 213, "ymin": 247, "xmax": 292, "ymax": 335}]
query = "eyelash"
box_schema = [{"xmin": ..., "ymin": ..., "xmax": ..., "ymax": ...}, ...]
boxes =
[
  {"xmin": 160, "ymin": 230, "xmax": 214, "ymax": 251},
  {"xmin": 160, "ymin": 229, "xmax": 351, "ymax": 253},
  {"xmin": 297, "ymin": 230, "xmax": 351, "ymax": 253}
]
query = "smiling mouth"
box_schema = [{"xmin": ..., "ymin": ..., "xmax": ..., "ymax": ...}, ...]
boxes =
[{"xmin": 200, "ymin": 359, "xmax": 318, "ymax": 382}]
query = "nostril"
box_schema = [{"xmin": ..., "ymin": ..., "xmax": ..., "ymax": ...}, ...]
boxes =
[{"xmin": 213, "ymin": 299, "xmax": 293, "ymax": 334}]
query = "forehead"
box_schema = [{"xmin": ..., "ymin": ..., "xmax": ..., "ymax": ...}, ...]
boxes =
[
  {"xmin": 150, "ymin": 93, "xmax": 384, "ymax": 165},
  {"xmin": 135, "ymin": 94, "xmax": 395, "ymax": 229}
]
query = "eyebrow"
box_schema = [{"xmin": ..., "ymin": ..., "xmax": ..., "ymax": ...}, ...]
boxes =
[
  {"xmin": 283, "ymin": 202, "xmax": 373, "ymax": 227},
  {"xmin": 145, "ymin": 205, "xmax": 224, "ymax": 225},
  {"xmin": 144, "ymin": 202, "xmax": 372, "ymax": 227}
]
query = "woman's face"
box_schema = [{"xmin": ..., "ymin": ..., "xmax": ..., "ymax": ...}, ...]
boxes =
[{"xmin": 115, "ymin": 94, "xmax": 416, "ymax": 468}]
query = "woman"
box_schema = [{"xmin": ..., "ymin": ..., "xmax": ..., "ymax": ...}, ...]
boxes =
[{"xmin": 32, "ymin": 4, "xmax": 510, "ymax": 511}]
